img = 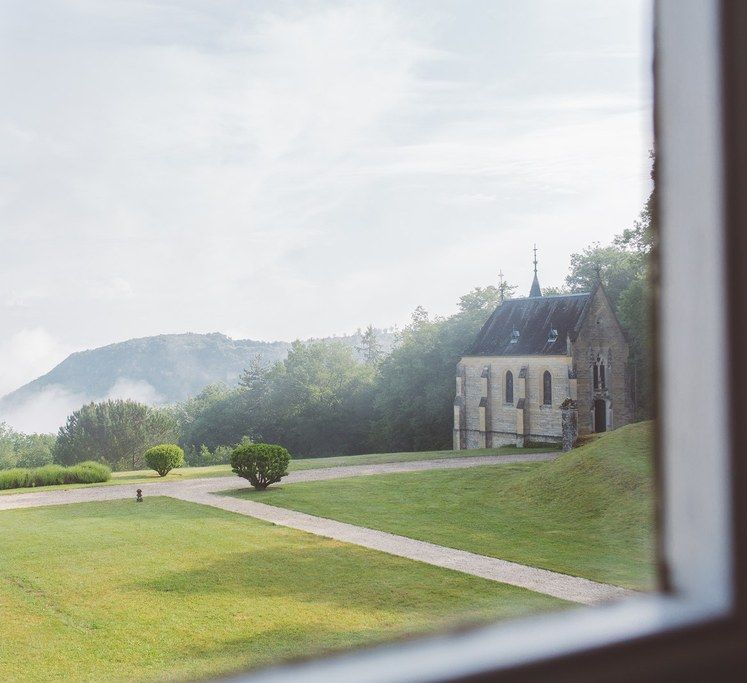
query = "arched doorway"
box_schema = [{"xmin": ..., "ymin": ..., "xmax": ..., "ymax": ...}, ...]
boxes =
[{"xmin": 594, "ymin": 399, "xmax": 607, "ymax": 432}]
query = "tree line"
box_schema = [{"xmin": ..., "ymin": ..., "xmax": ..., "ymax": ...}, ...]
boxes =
[{"xmin": 0, "ymin": 178, "xmax": 654, "ymax": 470}]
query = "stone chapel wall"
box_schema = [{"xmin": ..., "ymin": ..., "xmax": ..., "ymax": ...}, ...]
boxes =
[
  {"xmin": 572, "ymin": 287, "xmax": 634, "ymax": 434},
  {"xmin": 456, "ymin": 355, "xmax": 573, "ymax": 447}
]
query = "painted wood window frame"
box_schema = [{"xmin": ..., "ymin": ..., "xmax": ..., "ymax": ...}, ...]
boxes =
[{"xmin": 233, "ymin": 2, "xmax": 747, "ymax": 680}]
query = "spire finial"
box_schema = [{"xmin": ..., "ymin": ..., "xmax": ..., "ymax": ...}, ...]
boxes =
[
  {"xmin": 529, "ymin": 244, "xmax": 542, "ymax": 298},
  {"xmin": 498, "ymin": 270, "xmax": 505, "ymax": 303}
]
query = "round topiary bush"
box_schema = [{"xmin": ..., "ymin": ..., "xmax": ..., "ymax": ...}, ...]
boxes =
[
  {"xmin": 230, "ymin": 443, "xmax": 290, "ymax": 490},
  {"xmin": 144, "ymin": 444, "xmax": 185, "ymax": 477}
]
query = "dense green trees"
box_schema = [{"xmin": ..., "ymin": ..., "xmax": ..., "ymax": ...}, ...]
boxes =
[
  {"xmin": 0, "ymin": 423, "xmax": 55, "ymax": 469},
  {"xmin": 255, "ymin": 341, "xmax": 375, "ymax": 455},
  {"xmin": 175, "ymin": 341, "xmax": 376, "ymax": 457},
  {"xmin": 54, "ymin": 399, "xmax": 177, "ymax": 470},
  {"xmin": 175, "ymin": 384, "xmax": 248, "ymax": 454},
  {"xmin": 370, "ymin": 306, "xmax": 489, "ymax": 452}
]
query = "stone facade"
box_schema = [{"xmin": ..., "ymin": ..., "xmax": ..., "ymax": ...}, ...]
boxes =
[
  {"xmin": 455, "ymin": 354, "xmax": 575, "ymax": 447},
  {"xmin": 454, "ymin": 284, "xmax": 633, "ymax": 449},
  {"xmin": 570, "ymin": 285, "xmax": 633, "ymax": 435}
]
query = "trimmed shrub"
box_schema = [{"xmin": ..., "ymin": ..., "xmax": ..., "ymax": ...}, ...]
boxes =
[
  {"xmin": 231, "ymin": 443, "xmax": 290, "ymax": 490},
  {"xmin": 0, "ymin": 461, "xmax": 111, "ymax": 491},
  {"xmin": 144, "ymin": 444, "xmax": 185, "ymax": 477}
]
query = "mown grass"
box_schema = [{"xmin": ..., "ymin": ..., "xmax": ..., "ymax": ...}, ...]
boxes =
[
  {"xmin": 227, "ymin": 422, "xmax": 656, "ymax": 590},
  {"xmin": 0, "ymin": 498, "xmax": 565, "ymax": 681},
  {"xmin": 0, "ymin": 445, "xmax": 556, "ymax": 495}
]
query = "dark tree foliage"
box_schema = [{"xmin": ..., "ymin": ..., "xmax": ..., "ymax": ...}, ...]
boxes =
[
  {"xmin": 54, "ymin": 399, "xmax": 177, "ymax": 471},
  {"xmin": 254, "ymin": 341, "xmax": 376, "ymax": 456},
  {"xmin": 176, "ymin": 341, "xmax": 376, "ymax": 457},
  {"xmin": 369, "ymin": 305, "xmax": 493, "ymax": 452},
  {"xmin": 174, "ymin": 384, "xmax": 249, "ymax": 452}
]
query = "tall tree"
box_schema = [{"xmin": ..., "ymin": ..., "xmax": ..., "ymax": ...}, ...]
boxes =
[
  {"xmin": 356, "ymin": 325, "xmax": 383, "ymax": 365},
  {"xmin": 371, "ymin": 301, "xmax": 493, "ymax": 452},
  {"xmin": 256, "ymin": 341, "xmax": 376, "ymax": 456},
  {"xmin": 565, "ymin": 243, "xmax": 644, "ymax": 308},
  {"xmin": 239, "ymin": 354, "xmax": 268, "ymax": 392},
  {"xmin": 54, "ymin": 399, "xmax": 177, "ymax": 470},
  {"xmin": 457, "ymin": 282, "xmax": 516, "ymax": 313},
  {"xmin": 174, "ymin": 384, "xmax": 248, "ymax": 452},
  {"xmin": 0, "ymin": 423, "xmax": 14, "ymax": 469}
]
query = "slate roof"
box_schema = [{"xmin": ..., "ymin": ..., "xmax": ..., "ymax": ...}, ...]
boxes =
[{"xmin": 465, "ymin": 292, "xmax": 592, "ymax": 356}]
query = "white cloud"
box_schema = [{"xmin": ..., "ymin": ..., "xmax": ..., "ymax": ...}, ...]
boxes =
[
  {"xmin": 0, "ymin": 328, "xmax": 70, "ymax": 397},
  {"xmin": 0, "ymin": 385, "xmax": 86, "ymax": 434},
  {"xmin": 106, "ymin": 378, "xmax": 162, "ymax": 405},
  {"xmin": 0, "ymin": 1, "xmax": 653, "ymax": 358},
  {"xmin": 0, "ymin": 377, "xmax": 165, "ymax": 434},
  {"xmin": 89, "ymin": 277, "xmax": 135, "ymax": 301}
]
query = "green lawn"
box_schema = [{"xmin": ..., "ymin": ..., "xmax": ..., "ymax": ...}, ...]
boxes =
[
  {"xmin": 0, "ymin": 445, "xmax": 556, "ymax": 495},
  {"xmin": 0, "ymin": 498, "xmax": 563, "ymax": 682},
  {"xmin": 226, "ymin": 423, "xmax": 656, "ymax": 591}
]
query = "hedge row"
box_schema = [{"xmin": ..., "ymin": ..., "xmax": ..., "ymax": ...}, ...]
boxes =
[{"xmin": 0, "ymin": 461, "xmax": 111, "ymax": 491}]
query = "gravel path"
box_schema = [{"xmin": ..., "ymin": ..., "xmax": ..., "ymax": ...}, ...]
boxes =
[
  {"xmin": 0, "ymin": 451, "xmax": 634, "ymax": 605},
  {"xmin": 172, "ymin": 488, "xmax": 633, "ymax": 606},
  {"xmin": 0, "ymin": 453, "xmax": 559, "ymax": 511}
]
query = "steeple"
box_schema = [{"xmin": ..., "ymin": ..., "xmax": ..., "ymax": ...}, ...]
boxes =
[{"xmin": 529, "ymin": 244, "xmax": 542, "ymax": 297}]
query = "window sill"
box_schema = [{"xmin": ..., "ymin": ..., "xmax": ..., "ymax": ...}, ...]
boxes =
[{"xmin": 236, "ymin": 593, "xmax": 732, "ymax": 683}]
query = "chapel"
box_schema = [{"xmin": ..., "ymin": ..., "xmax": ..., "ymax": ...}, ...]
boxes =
[{"xmin": 453, "ymin": 251, "xmax": 634, "ymax": 449}]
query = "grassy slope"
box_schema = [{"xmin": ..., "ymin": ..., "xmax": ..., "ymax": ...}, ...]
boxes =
[
  {"xmin": 0, "ymin": 498, "xmax": 563, "ymax": 682},
  {"xmin": 227, "ymin": 422, "xmax": 655, "ymax": 590},
  {"xmin": 0, "ymin": 445, "xmax": 556, "ymax": 495}
]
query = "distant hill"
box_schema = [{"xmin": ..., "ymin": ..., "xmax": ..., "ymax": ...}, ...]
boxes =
[{"xmin": 0, "ymin": 329, "xmax": 396, "ymax": 434}]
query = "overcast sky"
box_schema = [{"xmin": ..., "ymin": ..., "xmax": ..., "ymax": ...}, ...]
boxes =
[{"xmin": 0, "ymin": 0, "xmax": 653, "ymax": 398}]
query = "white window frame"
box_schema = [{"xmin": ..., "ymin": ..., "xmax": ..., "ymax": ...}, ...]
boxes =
[{"xmin": 232, "ymin": 2, "xmax": 745, "ymax": 680}]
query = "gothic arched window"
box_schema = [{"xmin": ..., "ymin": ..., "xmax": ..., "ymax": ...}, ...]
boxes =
[
  {"xmin": 505, "ymin": 370, "xmax": 514, "ymax": 404},
  {"xmin": 543, "ymin": 370, "xmax": 552, "ymax": 405},
  {"xmin": 600, "ymin": 363, "xmax": 606, "ymax": 389}
]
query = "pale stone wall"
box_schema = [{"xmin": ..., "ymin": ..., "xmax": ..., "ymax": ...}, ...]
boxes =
[
  {"xmin": 571, "ymin": 287, "xmax": 634, "ymax": 435},
  {"xmin": 455, "ymin": 355, "xmax": 574, "ymax": 448}
]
